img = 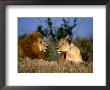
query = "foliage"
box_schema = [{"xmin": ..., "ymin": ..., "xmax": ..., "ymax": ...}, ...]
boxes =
[
  {"xmin": 18, "ymin": 18, "xmax": 93, "ymax": 73},
  {"xmin": 36, "ymin": 18, "xmax": 78, "ymax": 40},
  {"xmin": 46, "ymin": 39, "xmax": 58, "ymax": 61},
  {"xmin": 18, "ymin": 58, "xmax": 93, "ymax": 73},
  {"xmin": 37, "ymin": 26, "xmax": 48, "ymax": 37},
  {"xmin": 74, "ymin": 37, "xmax": 93, "ymax": 62}
]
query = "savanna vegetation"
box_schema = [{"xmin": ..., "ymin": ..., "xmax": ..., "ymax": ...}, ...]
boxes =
[{"xmin": 18, "ymin": 18, "xmax": 93, "ymax": 73}]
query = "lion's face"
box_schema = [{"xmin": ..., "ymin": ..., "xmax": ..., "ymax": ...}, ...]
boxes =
[
  {"xmin": 57, "ymin": 36, "xmax": 71, "ymax": 53},
  {"xmin": 37, "ymin": 37, "xmax": 48, "ymax": 52}
]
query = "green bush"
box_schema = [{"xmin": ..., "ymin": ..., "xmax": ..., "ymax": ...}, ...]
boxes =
[
  {"xmin": 74, "ymin": 37, "xmax": 93, "ymax": 62},
  {"xmin": 46, "ymin": 39, "xmax": 58, "ymax": 61}
]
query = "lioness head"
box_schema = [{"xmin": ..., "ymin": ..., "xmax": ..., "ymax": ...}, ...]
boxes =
[{"xmin": 57, "ymin": 36, "xmax": 71, "ymax": 53}]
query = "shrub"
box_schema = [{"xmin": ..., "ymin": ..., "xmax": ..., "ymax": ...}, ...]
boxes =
[
  {"xmin": 46, "ymin": 38, "xmax": 58, "ymax": 61},
  {"xmin": 74, "ymin": 37, "xmax": 93, "ymax": 62}
]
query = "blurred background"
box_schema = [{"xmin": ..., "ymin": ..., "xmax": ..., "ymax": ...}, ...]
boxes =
[{"xmin": 18, "ymin": 17, "xmax": 93, "ymax": 62}]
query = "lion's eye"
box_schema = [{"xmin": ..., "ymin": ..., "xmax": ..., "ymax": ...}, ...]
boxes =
[{"xmin": 40, "ymin": 41, "xmax": 42, "ymax": 43}]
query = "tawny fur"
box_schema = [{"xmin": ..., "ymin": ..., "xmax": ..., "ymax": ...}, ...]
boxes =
[
  {"xmin": 57, "ymin": 52, "xmax": 66, "ymax": 65},
  {"xmin": 57, "ymin": 36, "xmax": 83, "ymax": 64},
  {"xmin": 18, "ymin": 32, "xmax": 48, "ymax": 60}
]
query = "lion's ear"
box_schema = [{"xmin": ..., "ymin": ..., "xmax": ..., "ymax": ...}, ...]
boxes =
[{"xmin": 43, "ymin": 36, "xmax": 46, "ymax": 41}]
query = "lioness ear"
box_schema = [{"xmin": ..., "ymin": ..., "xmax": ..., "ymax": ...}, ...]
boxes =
[
  {"xmin": 65, "ymin": 35, "xmax": 69, "ymax": 40},
  {"xmin": 68, "ymin": 39, "xmax": 71, "ymax": 45}
]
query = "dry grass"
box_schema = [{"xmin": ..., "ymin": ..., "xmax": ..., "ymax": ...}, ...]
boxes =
[{"xmin": 18, "ymin": 57, "xmax": 93, "ymax": 73}]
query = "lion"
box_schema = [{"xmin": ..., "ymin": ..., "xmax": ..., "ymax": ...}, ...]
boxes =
[
  {"xmin": 18, "ymin": 32, "xmax": 48, "ymax": 60},
  {"xmin": 57, "ymin": 36, "xmax": 83, "ymax": 64}
]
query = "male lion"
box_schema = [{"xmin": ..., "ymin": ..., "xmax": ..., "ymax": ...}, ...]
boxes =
[
  {"xmin": 57, "ymin": 36, "xmax": 83, "ymax": 64},
  {"xmin": 18, "ymin": 32, "xmax": 48, "ymax": 60}
]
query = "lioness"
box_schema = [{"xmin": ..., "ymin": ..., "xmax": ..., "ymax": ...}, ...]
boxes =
[
  {"xmin": 57, "ymin": 36, "xmax": 83, "ymax": 64},
  {"xmin": 57, "ymin": 52, "xmax": 66, "ymax": 65},
  {"xmin": 18, "ymin": 32, "xmax": 48, "ymax": 60}
]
